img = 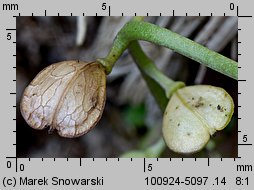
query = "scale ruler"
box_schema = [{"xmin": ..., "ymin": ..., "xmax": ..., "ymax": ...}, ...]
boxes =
[{"xmin": 0, "ymin": 0, "xmax": 253, "ymax": 189}]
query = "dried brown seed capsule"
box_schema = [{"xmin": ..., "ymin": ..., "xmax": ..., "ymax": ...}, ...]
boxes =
[{"xmin": 20, "ymin": 60, "xmax": 106, "ymax": 138}]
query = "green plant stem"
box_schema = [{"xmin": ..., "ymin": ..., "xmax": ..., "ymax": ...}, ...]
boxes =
[
  {"xmin": 97, "ymin": 19, "xmax": 238, "ymax": 80},
  {"xmin": 145, "ymin": 138, "xmax": 166, "ymax": 157},
  {"xmin": 128, "ymin": 41, "xmax": 184, "ymax": 111},
  {"xmin": 120, "ymin": 138, "xmax": 166, "ymax": 158}
]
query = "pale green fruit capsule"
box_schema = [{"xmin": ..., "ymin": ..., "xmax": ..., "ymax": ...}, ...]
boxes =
[{"xmin": 162, "ymin": 85, "xmax": 234, "ymax": 154}]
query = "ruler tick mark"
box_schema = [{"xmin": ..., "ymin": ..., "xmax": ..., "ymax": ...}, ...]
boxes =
[
  {"xmin": 143, "ymin": 158, "xmax": 146, "ymax": 172},
  {"xmin": 237, "ymin": 6, "xmax": 253, "ymax": 17},
  {"xmin": 238, "ymin": 15, "xmax": 253, "ymax": 18}
]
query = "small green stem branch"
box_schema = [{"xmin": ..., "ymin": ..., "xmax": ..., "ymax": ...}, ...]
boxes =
[
  {"xmin": 145, "ymin": 138, "xmax": 166, "ymax": 157},
  {"xmin": 128, "ymin": 41, "xmax": 184, "ymax": 111},
  {"xmin": 125, "ymin": 41, "xmax": 173, "ymax": 156},
  {"xmin": 97, "ymin": 19, "xmax": 238, "ymax": 80},
  {"xmin": 120, "ymin": 138, "xmax": 166, "ymax": 158}
]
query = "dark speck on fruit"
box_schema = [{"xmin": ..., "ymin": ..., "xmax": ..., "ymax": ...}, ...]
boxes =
[
  {"xmin": 193, "ymin": 97, "xmax": 204, "ymax": 108},
  {"xmin": 217, "ymin": 105, "xmax": 226, "ymax": 112}
]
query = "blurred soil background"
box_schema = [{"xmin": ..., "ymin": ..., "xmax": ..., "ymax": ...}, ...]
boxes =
[{"xmin": 16, "ymin": 16, "xmax": 238, "ymax": 158}]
